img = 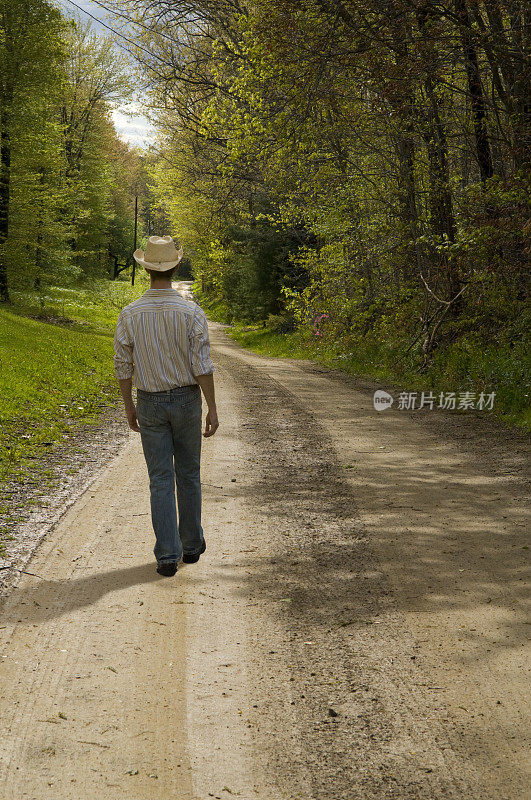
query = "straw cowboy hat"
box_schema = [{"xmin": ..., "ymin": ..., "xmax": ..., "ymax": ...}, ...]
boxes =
[{"xmin": 133, "ymin": 235, "xmax": 184, "ymax": 271}]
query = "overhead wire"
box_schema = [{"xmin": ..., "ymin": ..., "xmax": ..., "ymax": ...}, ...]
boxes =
[
  {"xmin": 85, "ymin": 0, "xmax": 195, "ymax": 48},
  {"xmin": 56, "ymin": 0, "xmax": 221, "ymax": 146},
  {"xmin": 55, "ymin": 0, "xmax": 174, "ymax": 143},
  {"xmin": 56, "ymin": 0, "xmax": 194, "ymax": 63}
]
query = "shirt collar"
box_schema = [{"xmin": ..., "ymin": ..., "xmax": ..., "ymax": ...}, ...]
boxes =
[{"xmin": 144, "ymin": 288, "xmax": 177, "ymax": 296}]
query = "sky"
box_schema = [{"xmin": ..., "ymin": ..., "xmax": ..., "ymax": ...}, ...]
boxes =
[{"xmin": 55, "ymin": 0, "xmax": 156, "ymax": 149}]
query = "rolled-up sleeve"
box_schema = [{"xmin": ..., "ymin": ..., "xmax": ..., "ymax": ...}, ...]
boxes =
[
  {"xmin": 113, "ymin": 311, "xmax": 134, "ymax": 380},
  {"xmin": 189, "ymin": 305, "xmax": 214, "ymax": 376}
]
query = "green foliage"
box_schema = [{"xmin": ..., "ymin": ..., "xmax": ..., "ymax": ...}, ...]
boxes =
[
  {"xmin": 228, "ymin": 323, "xmax": 530, "ymax": 429},
  {"xmin": 58, "ymin": 20, "xmax": 135, "ymax": 280},
  {"xmin": 0, "ymin": 0, "xmax": 71, "ymax": 296},
  {"xmin": 228, "ymin": 323, "xmax": 311, "ymax": 361},
  {"xmin": 82, "ymin": 0, "xmax": 531, "ymax": 429},
  {"xmin": 0, "ymin": 10, "xmax": 138, "ymax": 298},
  {"xmin": 266, "ymin": 313, "xmax": 296, "ymax": 334},
  {"xmin": 11, "ymin": 275, "xmax": 148, "ymax": 330},
  {"xmin": 0, "ymin": 279, "xmax": 146, "ymax": 490},
  {"xmin": 145, "ymin": 141, "xmax": 305, "ymax": 322}
]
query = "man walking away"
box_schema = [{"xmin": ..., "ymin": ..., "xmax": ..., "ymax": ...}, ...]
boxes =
[{"xmin": 113, "ymin": 235, "xmax": 219, "ymax": 577}]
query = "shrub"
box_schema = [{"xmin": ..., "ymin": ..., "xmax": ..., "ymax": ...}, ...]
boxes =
[{"xmin": 266, "ymin": 312, "xmax": 296, "ymax": 333}]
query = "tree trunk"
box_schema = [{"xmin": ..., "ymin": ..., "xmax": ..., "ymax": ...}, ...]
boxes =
[
  {"xmin": 389, "ymin": 31, "xmax": 424, "ymax": 283},
  {"xmin": 0, "ymin": 87, "xmax": 12, "ymax": 302},
  {"xmin": 422, "ymin": 72, "xmax": 457, "ymax": 243},
  {"xmin": 416, "ymin": 5, "xmax": 462, "ymax": 309},
  {"xmin": 396, "ymin": 128, "xmax": 423, "ymax": 281},
  {"xmin": 481, "ymin": 0, "xmax": 529, "ymax": 169},
  {"xmin": 455, "ymin": 0, "xmax": 494, "ymax": 182},
  {"xmin": 34, "ymin": 216, "xmax": 43, "ymax": 291}
]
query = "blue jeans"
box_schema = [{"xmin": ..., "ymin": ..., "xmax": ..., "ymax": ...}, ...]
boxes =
[{"xmin": 136, "ymin": 384, "xmax": 205, "ymax": 563}]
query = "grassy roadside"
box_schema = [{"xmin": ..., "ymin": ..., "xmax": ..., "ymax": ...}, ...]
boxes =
[
  {"xmin": 0, "ymin": 278, "xmax": 147, "ymax": 555},
  {"xmin": 193, "ymin": 287, "xmax": 530, "ymax": 430},
  {"xmin": 219, "ymin": 320, "xmax": 530, "ymax": 432}
]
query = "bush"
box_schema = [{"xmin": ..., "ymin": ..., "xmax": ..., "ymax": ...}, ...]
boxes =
[{"xmin": 266, "ymin": 312, "xmax": 296, "ymax": 333}]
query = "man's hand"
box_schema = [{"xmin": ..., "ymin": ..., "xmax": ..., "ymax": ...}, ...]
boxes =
[
  {"xmin": 125, "ymin": 403, "xmax": 141, "ymax": 433},
  {"xmin": 204, "ymin": 407, "xmax": 219, "ymax": 437},
  {"xmin": 194, "ymin": 373, "xmax": 218, "ymax": 437},
  {"xmin": 118, "ymin": 378, "xmax": 140, "ymax": 433}
]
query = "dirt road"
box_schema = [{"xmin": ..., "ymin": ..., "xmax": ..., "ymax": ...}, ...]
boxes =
[{"xmin": 0, "ymin": 292, "xmax": 529, "ymax": 799}]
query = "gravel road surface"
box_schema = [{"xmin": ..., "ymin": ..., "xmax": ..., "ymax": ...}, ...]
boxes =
[{"xmin": 0, "ymin": 287, "xmax": 528, "ymax": 799}]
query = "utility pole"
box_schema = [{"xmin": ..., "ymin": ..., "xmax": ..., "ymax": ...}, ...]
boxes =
[{"xmin": 131, "ymin": 194, "xmax": 138, "ymax": 286}]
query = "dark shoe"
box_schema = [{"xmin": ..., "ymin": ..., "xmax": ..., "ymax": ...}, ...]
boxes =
[
  {"xmin": 182, "ymin": 540, "xmax": 206, "ymax": 564},
  {"xmin": 156, "ymin": 561, "xmax": 178, "ymax": 577}
]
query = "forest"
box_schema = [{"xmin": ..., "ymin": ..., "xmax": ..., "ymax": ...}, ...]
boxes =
[{"xmin": 0, "ymin": 0, "xmax": 529, "ymax": 439}]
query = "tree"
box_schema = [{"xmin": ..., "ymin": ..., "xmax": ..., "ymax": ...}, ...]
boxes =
[
  {"xmin": 0, "ymin": 0, "xmax": 66, "ymax": 301},
  {"xmin": 59, "ymin": 19, "xmax": 134, "ymax": 278},
  {"xmin": 110, "ymin": 0, "xmax": 529, "ymax": 365}
]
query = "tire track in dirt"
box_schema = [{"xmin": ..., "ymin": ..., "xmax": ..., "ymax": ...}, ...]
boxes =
[
  {"xmin": 210, "ymin": 323, "xmax": 528, "ymax": 800},
  {"xmin": 0, "ymin": 315, "xmax": 527, "ymax": 800},
  {"xmin": 0, "ymin": 443, "xmax": 195, "ymax": 799},
  {"xmin": 209, "ymin": 339, "xmax": 484, "ymax": 800}
]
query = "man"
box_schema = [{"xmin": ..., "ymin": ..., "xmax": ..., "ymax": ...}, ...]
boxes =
[{"xmin": 113, "ymin": 235, "xmax": 219, "ymax": 577}]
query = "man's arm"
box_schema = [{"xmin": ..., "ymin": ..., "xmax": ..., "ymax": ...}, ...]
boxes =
[
  {"xmin": 114, "ymin": 312, "xmax": 139, "ymax": 432},
  {"xmin": 189, "ymin": 305, "xmax": 218, "ymax": 437},
  {"xmin": 194, "ymin": 372, "xmax": 219, "ymax": 437},
  {"xmin": 118, "ymin": 378, "xmax": 140, "ymax": 432}
]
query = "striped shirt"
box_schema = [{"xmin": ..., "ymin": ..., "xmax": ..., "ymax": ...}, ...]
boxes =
[{"xmin": 113, "ymin": 288, "xmax": 214, "ymax": 391}]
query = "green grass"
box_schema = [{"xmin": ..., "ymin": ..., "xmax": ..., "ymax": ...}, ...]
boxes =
[
  {"xmin": 0, "ymin": 277, "xmax": 148, "ymax": 554},
  {"xmin": 10, "ymin": 278, "xmax": 148, "ymax": 331},
  {"xmin": 228, "ymin": 324, "xmax": 311, "ymax": 359},
  {"xmin": 227, "ymin": 322, "xmax": 531, "ymax": 431}
]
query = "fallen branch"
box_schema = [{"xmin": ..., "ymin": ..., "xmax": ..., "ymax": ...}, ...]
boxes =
[{"xmin": 0, "ymin": 566, "xmax": 44, "ymax": 578}]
